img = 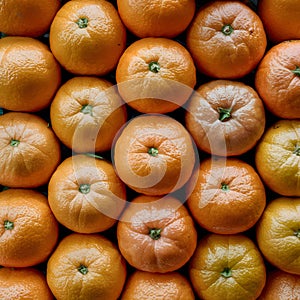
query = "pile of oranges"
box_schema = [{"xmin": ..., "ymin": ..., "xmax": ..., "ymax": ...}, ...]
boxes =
[{"xmin": 0, "ymin": 0, "xmax": 300, "ymax": 299}]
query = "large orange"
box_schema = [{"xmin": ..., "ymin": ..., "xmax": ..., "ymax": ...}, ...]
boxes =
[
  {"xmin": 255, "ymin": 40, "xmax": 300, "ymax": 119},
  {"xmin": 186, "ymin": 0, "xmax": 267, "ymax": 79},
  {"xmin": 256, "ymin": 197, "xmax": 300, "ymax": 275},
  {"xmin": 255, "ymin": 119, "xmax": 300, "ymax": 197},
  {"xmin": 185, "ymin": 80, "xmax": 266, "ymax": 156},
  {"xmin": 117, "ymin": 194, "xmax": 197, "ymax": 273},
  {"xmin": 115, "ymin": 37, "xmax": 196, "ymax": 113},
  {"xmin": 50, "ymin": 76, "xmax": 127, "ymax": 153},
  {"xmin": 48, "ymin": 154, "xmax": 127, "ymax": 234},
  {"xmin": 0, "ymin": 36, "xmax": 61, "ymax": 112},
  {"xmin": 47, "ymin": 233, "xmax": 127, "ymax": 300},
  {"xmin": 187, "ymin": 157, "xmax": 266, "ymax": 234},
  {"xmin": 49, "ymin": 0, "xmax": 127, "ymax": 75},
  {"xmin": 189, "ymin": 233, "xmax": 266, "ymax": 300},
  {"xmin": 113, "ymin": 114, "xmax": 196, "ymax": 195},
  {"xmin": 0, "ymin": 112, "xmax": 61, "ymax": 188},
  {"xmin": 0, "ymin": 189, "xmax": 59, "ymax": 267}
]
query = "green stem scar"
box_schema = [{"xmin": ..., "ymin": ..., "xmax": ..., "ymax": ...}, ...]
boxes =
[
  {"xmin": 10, "ymin": 139, "xmax": 20, "ymax": 147},
  {"xmin": 79, "ymin": 184, "xmax": 90, "ymax": 194},
  {"xmin": 78, "ymin": 264, "xmax": 88, "ymax": 275},
  {"xmin": 221, "ymin": 267, "xmax": 232, "ymax": 278},
  {"xmin": 294, "ymin": 229, "xmax": 300, "ymax": 238},
  {"xmin": 149, "ymin": 61, "xmax": 160, "ymax": 73},
  {"xmin": 81, "ymin": 104, "xmax": 93, "ymax": 116},
  {"xmin": 76, "ymin": 17, "xmax": 88, "ymax": 28},
  {"xmin": 293, "ymin": 144, "xmax": 300, "ymax": 156},
  {"xmin": 218, "ymin": 107, "xmax": 232, "ymax": 121},
  {"xmin": 292, "ymin": 66, "xmax": 300, "ymax": 76},
  {"xmin": 148, "ymin": 147, "xmax": 159, "ymax": 157},
  {"xmin": 222, "ymin": 24, "xmax": 234, "ymax": 36},
  {"xmin": 149, "ymin": 228, "xmax": 162, "ymax": 240},
  {"xmin": 4, "ymin": 220, "xmax": 14, "ymax": 230},
  {"xmin": 221, "ymin": 182, "xmax": 230, "ymax": 192}
]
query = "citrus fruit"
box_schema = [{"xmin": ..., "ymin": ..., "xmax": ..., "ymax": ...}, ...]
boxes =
[
  {"xmin": 256, "ymin": 197, "xmax": 300, "ymax": 275},
  {"xmin": 48, "ymin": 154, "xmax": 127, "ymax": 234},
  {"xmin": 117, "ymin": 194, "xmax": 197, "ymax": 273},
  {"xmin": 0, "ymin": 36, "xmax": 61, "ymax": 112},
  {"xmin": 255, "ymin": 40, "xmax": 300, "ymax": 119},
  {"xmin": 255, "ymin": 119, "xmax": 300, "ymax": 197},
  {"xmin": 113, "ymin": 114, "xmax": 196, "ymax": 195},
  {"xmin": 0, "ymin": 189, "xmax": 59, "ymax": 267},
  {"xmin": 115, "ymin": 37, "xmax": 196, "ymax": 113},
  {"xmin": 50, "ymin": 76, "xmax": 127, "ymax": 153},
  {"xmin": 117, "ymin": 0, "xmax": 196, "ymax": 38},
  {"xmin": 121, "ymin": 270, "xmax": 195, "ymax": 300},
  {"xmin": 47, "ymin": 233, "xmax": 127, "ymax": 300},
  {"xmin": 187, "ymin": 157, "xmax": 266, "ymax": 234},
  {"xmin": 186, "ymin": 0, "xmax": 267, "ymax": 79},
  {"xmin": 189, "ymin": 233, "xmax": 266, "ymax": 300},
  {"xmin": 0, "ymin": 112, "xmax": 61, "ymax": 188},
  {"xmin": 49, "ymin": 0, "xmax": 127, "ymax": 75},
  {"xmin": 185, "ymin": 79, "xmax": 266, "ymax": 156}
]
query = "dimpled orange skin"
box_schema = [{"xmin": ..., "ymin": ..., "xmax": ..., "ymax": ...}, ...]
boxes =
[
  {"xmin": 0, "ymin": 37, "xmax": 61, "ymax": 112},
  {"xmin": 121, "ymin": 270, "xmax": 195, "ymax": 300},
  {"xmin": 0, "ymin": 112, "xmax": 61, "ymax": 188},
  {"xmin": 0, "ymin": 267, "xmax": 54, "ymax": 300},
  {"xmin": 0, "ymin": 189, "xmax": 59, "ymax": 268},
  {"xmin": 49, "ymin": 0, "xmax": 127, "ymax": 76}
]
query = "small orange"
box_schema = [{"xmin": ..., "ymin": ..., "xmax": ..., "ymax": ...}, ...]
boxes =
[
  {"xmin": 189, "ymin": 233, "xmax": 266, "ymax": 300},
  {"xmin": 256, "ymin": 197, "xmax": 300, "ymax": 275},
  {"xmin": 47, "ymin": 233, "xmax": 127, "ymax": 300},
  {"xmin": 48, "ymin": 154, "xmax": 127, "ymax": 234},
  {"xmin": 0, "ymin": 189, "xmax": 59, "ymax": 267},
  {"xmin": 0, "ymin": 36, "xmax": 61, "ymax": 112},
  {"xmin": 0, "ymin": 267, "xmax": 54, "ymax": 300},
  {"xmin": 186, "ymin": 0, "xmax": 267, "ymax": 79},
  {"xmin": 121, "ymin": 270, "xmax": 195, "ymax": 300},
  {"xmin": 50, "ymin": 76, "xmax": 127, "ymax": 153},
  {"xmin": 115, "ymin": 37, "xmax": 196, "ymax": 113},
  {"xmin": 49, "ymin": 0, "xmax": 127, "ymax": 75},
  {"xmin": 0, "ymin": 112, "xmax": 61, "ymax": 188}
]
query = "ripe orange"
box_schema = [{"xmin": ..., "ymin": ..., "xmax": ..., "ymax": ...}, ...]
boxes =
[
  {"xmin": 0, "ymin": 0, "xmax": 60, "ymax": 37},
  {"xmin": 186, "ymin": 0, "xmax": 267, "ymax": 79},
  {"xmin": 256, "ymin": 197, "xmax": 300, "ymax": 275},
  {"xmin": 47, "ymin": 233, "xmax": 127, "ymax": 300},
  {"xmin": 189, "ymin": 233, "xmax": 266, "ymax": 300},
  {"xmin": 255, "ymin": 119, "xmax": 300, "ymax": 197},
  {"xmin": 0, "ymin": 189, "xmax": 59, "ymax": 267},
  {"xmin": 0, "ymin": 36, "xmax": 61, "ymax": 112},
  {"xmin": 187, "ymin": 157, "xmax": 266, "ymax": 234},
  {"xmin": 185, "ymin": 79, "xmax": 266, "ymax": 156},
  {"xmin": 115, "ymin": 37, "xmax": 196, "ymax": 113},
  {"xmin": 48, "ymin": 154, "xmax": 127, "ymax": 234},
  {"xmin": 0, "ymin": 112, "xmax": 61, "ymax": 188},
  {"xmin": 113, "ymin": 114, "xmax": 196, "ymax": 195},
  {"xmin": 255, "ymin": 40, "xmax": 300, "ymax": 119},
  {"xmin": 117, "ymin": 194, "xmax": 197, "ymax": 273},
  {"xmin": 49, "ymin": 0, "xmax": 127, "ymax": 76},
  {"xmin": 50, "ymin": 76, "xmax": 127, "ymax": 153},
  {"xmin": 0, "ymin": 267, "xmax": 54, "ymax": 300},
  {"xmin": 121, "ymin": 270, "xmax": 195, "ymax": 300},
  {"xmin": 117, "ymin": 0, "xmax": 196, "ymax": 38}
]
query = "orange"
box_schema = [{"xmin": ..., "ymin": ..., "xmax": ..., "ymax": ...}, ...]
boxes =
[
  {"xmin": 189, "ymin": 233, "xmax": 266, "ymax": 300},
  {"xmin": 47, "ymin": 233, "xmax": 127, "ymax": 300},
  {"xmin": 258, "ymin": 0, "xmax": 300, "ymax": 43},
  {"xmin": 185, "ymin": 79, "xmax": 266, "ymax": 156},
  {"xmin": 117, "ymin": 194, "xmax": 197, "ymax": 273},
  {"xmin": 0, "ymin": 36, "xmax": 61, "ymax": 112},
  {"xmin": 0, "ymin": 112, "xmax": 61, "ymax": 188},
  {"xmin": 48, "ymin": 154, "xmax": 127, "ymax": 234},
  {"xmin": 255, "ymin": 40, "xmax": 300, "ymax": 119},
  {"xmin": 113, "ymin": 114, "xmax": 196, "ymax": 196},
  {"xmin": 255, "ymin": 119, "xmax": 300, "ymax": 197},
  {"xmin": 121, "ymin": 270, "xmax": 195, "ymax": 300},
  {"xmin": 50, "ymin": 76, "xmax": 127, "ymax": 153},
  {"xmin": 0, "ymin": 267, "xmax": 54, "ymax": 300},
  {"xmin": 258, "ymin": 269, "xmax": 300, "ymax": 300},
  {"xmin": 256, "ymin": 197, "xmax": 300, "ymax": 275},
  {"xmin": 186, "ymin": 0, "xmax": 267, "ymax": 79},
  {"xmin": 0, "ymin": 189, "xmax": 59, "ymax": 267},
  {"xmin": 117, "ymin": 0, "xmax": 196, "ymax": 38},
  {"xmin": 115, "ymin": 37, "xmax": 196, "ymax": 113},
  {"xmin": 49, "ymin": 0, "xmax": 127, "ymax": 76},
  {"xmin": 0, "ymin": 0, "xmax": 60, "ymax": 37},
  {"xmin": 187, "ymin": 157, "xmax": 266, "ymax": 234}
]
